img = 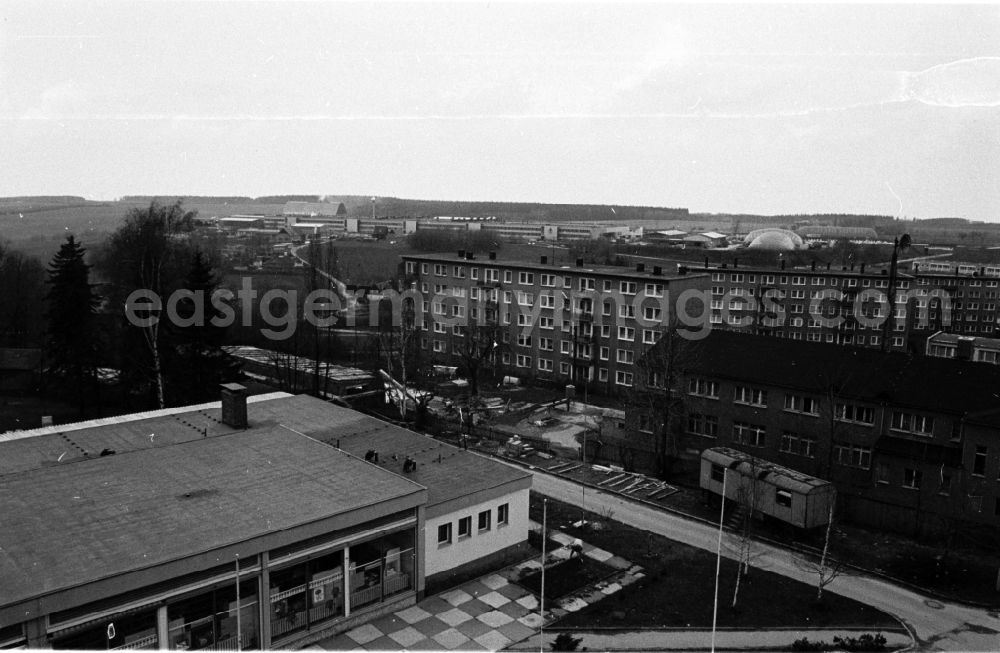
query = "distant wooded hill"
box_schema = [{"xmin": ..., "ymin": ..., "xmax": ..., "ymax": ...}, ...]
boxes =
[{"xmin": 121, "ymin": 195, "xmax": 690, "ymax": 221}]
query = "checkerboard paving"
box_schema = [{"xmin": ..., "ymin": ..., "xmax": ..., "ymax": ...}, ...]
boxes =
[
  {"xmin": 343, "ymin": 623, "xmax": 381, "ymax": 646},
  {"xmin": 474, "ymin": 630, "xmax": 512, "ymax": 650},
  {"xmin": 518, "ymin": 612, "xmax": 544, "ymax": 629},
  {"xmin": 481, "ymin": 573, "xmax": 509, "ymax": 590},
  {"xmin": 438, "ymin": 606, "xmax": 474, "ymax": 627},
  {"xmin": 478, "ymin": 590, "xmax": 511, "ymax": 609},
  {"xmin": 439, "ymin": 588, "xmax": 473, "ymax": 606},
  {"xmin": 394, "ymin": 605, "xmax": 432, "ymax": 624},
  {"xmin": 318, "ymin": 524, "xmax": 643, "ymax": 651},
  {"xmin": 477, "ymin": 609, "xmax": 514, "ymax": 628},
  {"xmin": 387, "ymin": 626, "xmax": 424, "ymax": 647},
  {"xmin": 432, "ymin": 628, "xmax": 469, "ymax": 650},
  {"xmin": 515, "ymin": 594, "xmax": 539, "ymax": 610}
]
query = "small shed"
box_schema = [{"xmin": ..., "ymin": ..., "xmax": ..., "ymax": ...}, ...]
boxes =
[{"xmin": 700, "ymin": 447, "xmax": 835, "ymax": 529}]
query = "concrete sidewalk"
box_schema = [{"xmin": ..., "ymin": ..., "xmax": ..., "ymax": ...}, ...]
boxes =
[{"xmin": 506, "ymin": 628, "xmax": 911, "ymax": 651}]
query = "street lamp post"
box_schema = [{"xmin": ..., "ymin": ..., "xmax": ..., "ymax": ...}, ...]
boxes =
[
  {"xmin": 710, "ymin": 468, "xmax": 728, "ymax": 653},
  {"xmin": 581, "ymin": 426, "xmax": 587, "ymax": 526}
]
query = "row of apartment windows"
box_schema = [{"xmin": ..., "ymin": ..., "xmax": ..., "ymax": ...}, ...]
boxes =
[
  {"xmin": 686, "ymin": 413, "xmax": 816, "ymax": 458},
  {"xmin": 710, "ymin": 272, "xmax": 910, "ymax": 289},
  {"xmin": 437, "ymin": 503, "xmax": 509, "ymax": 546},
  {"xmin": 684, "ymin": 415, "xmax": 986, "ymax": 466},
  {"xmin": 412, "ymin": 262, "xmax": 670, "ymax": 297},
  {"xmin": 689, "ymin": 378, "xmax": 943, "ymax": 435}
]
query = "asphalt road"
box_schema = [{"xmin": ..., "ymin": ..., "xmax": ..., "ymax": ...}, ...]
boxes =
[{"xmin": 529, "ymin": 469, "xmax": 1000, "ymax": 652}]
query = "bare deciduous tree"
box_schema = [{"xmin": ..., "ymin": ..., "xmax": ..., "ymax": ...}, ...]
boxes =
[
  {"xmin": 632, "ymin": 319, "xmax": 699, "ymax": 479},
  {"xmin": 795, "ymin": 497, "xmax": 846, "ymax": 602},
  {"xmin": 728, "ymin": 456, "xmax": 765, "ymax": 609}
]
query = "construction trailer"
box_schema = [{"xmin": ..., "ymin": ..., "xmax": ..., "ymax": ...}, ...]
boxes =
[{"xmin": 700, "ymin": 447, "xmax": 836, "ymax": 529}]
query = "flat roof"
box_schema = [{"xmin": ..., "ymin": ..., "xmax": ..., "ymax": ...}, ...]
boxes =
[
  {"xmin": 1, "ymin": 391, "xmax": 528, "ymax": 515},
  {"xmin": 0, "ymin": 393, "xmax": 290, "ymax": 469},
  {"xmin": 927, "ymin": 332, "xmax": 1000, "ymax": 349},
  {"xmin": 700, "ymin": 263, "xmax": 899, "ymax": 278},
  {"xmin": 401, "ymin": 253, "xmax": 707, "ymax": 282},
  {"xmin": 246, "ymin": 396, "xmax": 532, "ymax": 508},
  {"xmin": 1, "ymin": 426, "xmax": 425, "ymax": 609},
  {"xmin": 225, "ymin": 346, "xmax": 374, "ymax": 383}
]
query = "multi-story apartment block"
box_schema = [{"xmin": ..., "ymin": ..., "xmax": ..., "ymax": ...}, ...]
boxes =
[
  {"xmin": 910, "ymin": 259, "xmax": 1000, "ymax": 277},
  {"xmin": 925, "ymin": 331, "xmax": 1000, "ymax": 364},
  {"xmin": 907, "ymin": 269, "xmax": 1000, "ymax": 339},
  {"xmin": 693, "ymin": 259, "xmax": 1000, "ymax": 351},
  {"xmin": 625, "ymin": 330, "xmax": 1000, "ymax": 536},
  {"xmin": 399, "ymin": 252, "xmax": 710, "ymax": 393},
  {"xmin": 696, "ymin": 260, "xmax": 914, "ymax": 350}
]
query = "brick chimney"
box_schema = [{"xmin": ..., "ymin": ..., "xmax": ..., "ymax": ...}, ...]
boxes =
[{"xmin": 221, "ymin": 383, "xmax": 248, "ymax": 429}]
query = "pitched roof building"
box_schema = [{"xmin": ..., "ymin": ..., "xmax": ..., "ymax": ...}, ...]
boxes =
[{"xmin": 621, "ymin": 330, "xmax": 1000, "ymax": 536}]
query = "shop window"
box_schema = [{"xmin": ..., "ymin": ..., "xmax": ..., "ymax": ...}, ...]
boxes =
[
  {"xmin": 348, "ymin": 530, "xmax": 416, "ymax": 611},
  {"xmin": 53, "ymin": 607, "xmax": 159, "ymax": 651},
  {"xmin": 269, "ymin": 551, "xmax": 342, "ymax": 643},
  {"xmin": 0, "ymin": 624, "xmax": 25, "ymax": 649}
]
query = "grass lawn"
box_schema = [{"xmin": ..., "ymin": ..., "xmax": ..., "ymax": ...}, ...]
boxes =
[
  {"xmin": 530, "ymin": 493, "xmax": 901, "ymax": 631},
  {"xmin": 535, "ymin": 457, "xmax": 1000, "ymax": 607},
  {"xmin": 517, "ymin": 558, "xmax": 617, "ymax": 600}
]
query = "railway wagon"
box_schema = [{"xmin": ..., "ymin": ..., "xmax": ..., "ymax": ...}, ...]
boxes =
[{"xmin": 700, "ymin": 447, "xmax": 836, "ymax": 529}]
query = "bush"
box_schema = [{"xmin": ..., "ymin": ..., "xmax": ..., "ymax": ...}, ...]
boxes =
[
  {"xmin": 790, "ymin": 633, "xmax": 888, "ymax": 652},
  {"xmin": 551, "ymin": 632, "xmax": 582, "ymax": 651}
]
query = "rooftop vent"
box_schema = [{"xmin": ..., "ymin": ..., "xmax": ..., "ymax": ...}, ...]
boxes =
[
  {"xmin": 541, "ymin": 255, "xmax": 548, "ymax": 265},
  {"xmin": 489, "ymin": 251, "xmax": 497, "ymax": 260},
  {"xmin": 636, "ymin": 263, "xmax": 645, "ymax": 273},
  {"xmin": 653, "ymin": 266, "xmax": 662, "ymax": 276},
  {"xmin": 220, "ymin": 383, "xmax": 248, "ymax": 429},
  {"xmin": 576, "ymin": 258, "xmax": 584, "ymax": 268},
  {"xmin": 458, "ymin": 249, "xmax": 466, "ymax": 259}
]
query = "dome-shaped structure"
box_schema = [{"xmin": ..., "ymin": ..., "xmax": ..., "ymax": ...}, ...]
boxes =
[{"xmin": 744, "ymin": 228, "xmax": 804, "ymax": 251}]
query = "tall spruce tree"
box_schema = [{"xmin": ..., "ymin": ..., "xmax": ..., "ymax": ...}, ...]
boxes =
[
  {"xmin": 45, "ymin": 236, "xmax": 100, "ymax": 414},
  {"xmin": 163, "ymin": 250, "xmax": 241, "ymax": 406}
]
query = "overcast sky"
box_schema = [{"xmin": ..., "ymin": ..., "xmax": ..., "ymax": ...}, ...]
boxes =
[{"xmin": 2, "ymin": 2, "xmax": 998, "ymax": 219}]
